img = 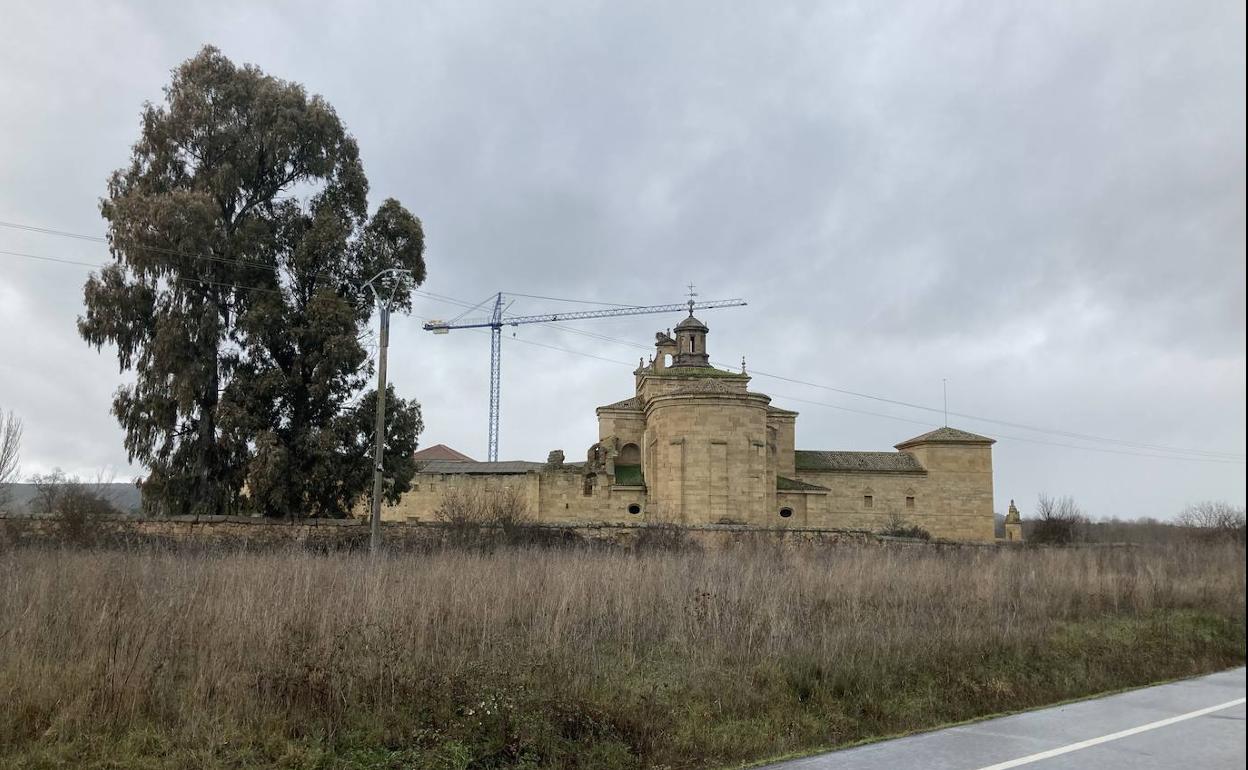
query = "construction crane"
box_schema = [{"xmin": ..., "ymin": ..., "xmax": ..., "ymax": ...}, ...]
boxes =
[{"xmin": 424, "ymin": 291, "xmax": 747, "ymax": 461}]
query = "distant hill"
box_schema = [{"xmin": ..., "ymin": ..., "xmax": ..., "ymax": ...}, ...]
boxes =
[{"xmin": 0, "ymin": 483, "xmax": 143, "ymax": 514}]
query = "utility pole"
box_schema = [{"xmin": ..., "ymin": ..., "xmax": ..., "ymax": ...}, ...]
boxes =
[{"xmin": 363, "ymin": 269, "xmax": 411, "ymax": 555}]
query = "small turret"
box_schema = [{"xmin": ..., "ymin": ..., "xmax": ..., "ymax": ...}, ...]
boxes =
[
  {"xmin": 652, "ymin": 330, "xmax": 678, "ymax": 372},
  {"xmin": 672, "ymin": 313, "xmax": 710, "ymax": 367},
  {"xmin": 1004, "ymin": 499, "xmax": 1023, "ymax": 541}
]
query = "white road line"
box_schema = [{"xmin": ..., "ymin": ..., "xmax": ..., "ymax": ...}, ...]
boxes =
[{"xmin": 972, "ymin": 697, "xmax": 1247, "ymax": 770}]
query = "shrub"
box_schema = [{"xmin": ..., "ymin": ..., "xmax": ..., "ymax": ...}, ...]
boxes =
[
  {"xmin": 633, "ymin": 520, "xmax": 699, "ymax": 552},
  {"xmin": 434, "ymin": 485, "xmax": 535, "ymax": 548},
  {"xmin": 27, "ymin": 469, "xmax": 119, "ymax": 546},
  {"xmin": 880, "ymin": 512, "xmax": 932, "ymax": 540}
]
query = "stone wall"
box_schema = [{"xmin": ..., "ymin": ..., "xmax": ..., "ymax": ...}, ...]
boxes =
[
  {"xmin": 0, "ymin": 511, "xmax": 941, "ymax": 551},
  {"xmin": 379, "ymin": 467, "xmax": 650, "ymax": 525}
]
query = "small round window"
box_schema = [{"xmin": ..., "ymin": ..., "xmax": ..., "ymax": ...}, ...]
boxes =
[
  {"xmin": 779, "ymin": 507, "xmax": 793, "ymax": 518},
  {"xmin": 627, "ymin": 503, "xmax": 642, "ymax": 515}
]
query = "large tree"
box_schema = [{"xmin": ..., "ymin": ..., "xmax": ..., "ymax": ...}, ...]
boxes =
[{"xmin": 80, "ymin": 46, "xmax": 426, "ymax": 517}]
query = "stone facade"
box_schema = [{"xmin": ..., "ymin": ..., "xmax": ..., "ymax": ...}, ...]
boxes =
[{"xmin": 382, "ymin": 314, "xmax": 1000, "ymax": 541}]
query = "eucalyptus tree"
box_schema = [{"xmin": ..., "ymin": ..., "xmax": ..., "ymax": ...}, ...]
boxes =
[{"xmin": 80, "ymin": 46, "xmax": 425, "ymax": 517}]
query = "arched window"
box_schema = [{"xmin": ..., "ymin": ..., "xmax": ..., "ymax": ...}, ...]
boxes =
[{"xmin": 619, "ymin": 443, "xmax": 641, "ymax": 465}]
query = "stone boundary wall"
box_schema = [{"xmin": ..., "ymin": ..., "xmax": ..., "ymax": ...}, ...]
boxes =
[{"xmin": 0, "ymin": 511, "xmax": 1017, "ymax": 551}]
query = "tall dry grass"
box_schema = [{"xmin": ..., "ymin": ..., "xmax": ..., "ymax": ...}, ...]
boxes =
[{"xmin": 1, "ymin": 543, "xmax": 1244, "ymax": 768}]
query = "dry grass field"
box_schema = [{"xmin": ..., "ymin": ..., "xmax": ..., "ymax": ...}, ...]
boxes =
[{"xmin": 1, "ymin": 542, "xmax": 1244, "ymax": 769}]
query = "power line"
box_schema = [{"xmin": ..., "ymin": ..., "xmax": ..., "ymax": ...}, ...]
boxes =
[
  {"xmin": 764, "ymin": 392, "xmax": 1245, "ymax": 464},
  {"xmin": 444, "ymin": 325, "xmax": 1247, "ymax": 465},
  {"xmin": 390, "ymin": 285, "xmax": 1248, "ymax": 460},
  {"xmin": 0, "ymin": 220, "xmax": 105, "ymax": 243},
  {"xmin": 0, "ymin": 248, "xmax": 286, "ymax": 296},
  {"xmin": 7, "ymin": 232, "xmax": 1244, "ymax": 462},
  {"xmin": 736, "ymin": 366, "xmax": 1244, "ymax": 460},
  {"xmin": 502, "ymin": 290, "xmax": 644, "ymax": 308},
  {"xmin": 517, "ymin": 310, "xmax": 1247, "ymax": 461},
  {"xmin": 0, "ymin": 248, "xmax": 102, "ymax": 269},
  {"xmin": 0, "ymin": 219, "xmax": 349, "ymax": 284},
  {"xmin": 489, "ymin": 329, "xmax": 639, "ymax": 366}
]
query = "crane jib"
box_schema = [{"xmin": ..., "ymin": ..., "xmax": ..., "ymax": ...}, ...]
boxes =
[{"xmin": 422, "ymin": 295, "xmax": 747, "ymax": 461}]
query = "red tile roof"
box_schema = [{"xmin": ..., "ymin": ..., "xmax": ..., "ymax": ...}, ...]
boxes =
[{"xmin": 412, "ymin": 444, "xmax": 476, "ymax": 462}]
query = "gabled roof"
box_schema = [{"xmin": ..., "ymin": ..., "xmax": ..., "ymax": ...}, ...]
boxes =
[
  {"xmin": 597, "ymin": 396, "xmax": 642, "ymax": 411},
  {"xmin": 794, "ymin": 450, "xmax": 926, "ymax": 473},
  {"xmin": 412, "ymin": 444, "xmax": 475, "ymax": 462},
  {"xmin": 894, "ymin": 426, "xmax": 995, "ymax": 450},
  {"xmin": 418, "ymin": 460, "xmax": 545, "ymax": 475}
]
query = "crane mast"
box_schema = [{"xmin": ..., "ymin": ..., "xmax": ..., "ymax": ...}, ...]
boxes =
[{"xmin": 424, "ymin": 293, "xmax": 747, "ymax": 461}]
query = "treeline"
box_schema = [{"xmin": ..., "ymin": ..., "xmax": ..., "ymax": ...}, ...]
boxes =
[{"xmin": 1015, "ymin": 494, "xmax": 1245, "ymax": 545}]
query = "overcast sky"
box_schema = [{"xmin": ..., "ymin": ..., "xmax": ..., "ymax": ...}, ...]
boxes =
[{"xmin": 1, "ymin": 0, "xmax": 1244, "ymax": 519}]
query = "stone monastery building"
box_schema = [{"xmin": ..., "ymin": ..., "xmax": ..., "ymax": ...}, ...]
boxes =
[{"xmin": 385, "ymin": 311, "xmax": 998, "ymax": 541}]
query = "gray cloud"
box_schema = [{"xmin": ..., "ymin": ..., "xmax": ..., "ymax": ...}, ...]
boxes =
[{"xmin": 0, "ymin": 0, "xmax": 1243, "ymax": 518}]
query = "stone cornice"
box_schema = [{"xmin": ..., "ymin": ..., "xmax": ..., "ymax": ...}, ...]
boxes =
[{"xmin": 645, "ymin": 390, "xmax": 772, "ymax": 415}]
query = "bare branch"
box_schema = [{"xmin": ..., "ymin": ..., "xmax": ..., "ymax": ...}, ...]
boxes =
[{"xmin": 0, "ymin": 408, "xmax": 23, "ymax": 510}]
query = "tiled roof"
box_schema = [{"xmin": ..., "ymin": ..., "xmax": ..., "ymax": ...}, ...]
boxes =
[
  {"xmin": 794, "ymin": 450, "xmax": 926, "ymax": 473},
  {"xmin": 777, "ymin": 476, "xmax": 829, "ymax": 491},
  {"xmin": 598, "ymin": 396, "xmax": 642, "ymax": 411},
  {"xmin": 412, "ymin": 443, "xmax": 475, "ymax": 462},
  {"xmin": 418, "ymin": 460, "xmax": 545, "ymax": 475},
  {"xmin": 894, "ymin": 426, "xmax": 995, "ymax": 449}
]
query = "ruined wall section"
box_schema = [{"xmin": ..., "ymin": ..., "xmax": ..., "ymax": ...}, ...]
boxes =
[{"xmin": 379, "ymin": 467, "xmax": 648, "ymax": 525}]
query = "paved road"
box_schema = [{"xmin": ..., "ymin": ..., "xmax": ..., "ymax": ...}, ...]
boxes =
[{"xmin": 762, "ymin": 667, "xmax": 1246, "ymax": 770}]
